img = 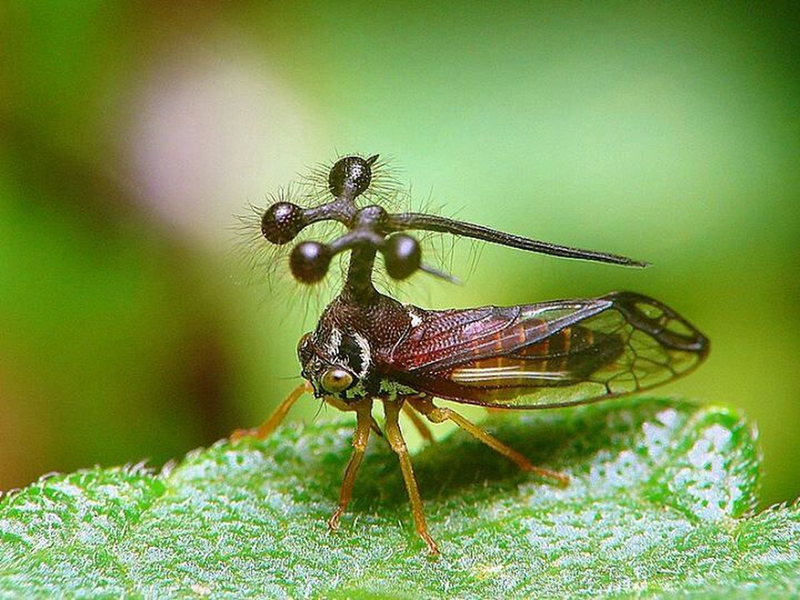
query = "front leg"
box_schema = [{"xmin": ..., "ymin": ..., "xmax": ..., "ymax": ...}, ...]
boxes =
[
  {"xmin": 231, "ymin": 381, "xmax": 311, "ymax": 441},
  {"xmin": 325, "ymin": 396, "xmax": 385, "ymax": 439},
  {"xmin": 328, "ymin": 398, "xmax": 374, "ymax": 531}
]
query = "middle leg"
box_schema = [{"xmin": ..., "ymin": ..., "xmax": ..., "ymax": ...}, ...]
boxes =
[{"xmin": 383, "ymin": 399, "xmax": 439, "ymax": 555}]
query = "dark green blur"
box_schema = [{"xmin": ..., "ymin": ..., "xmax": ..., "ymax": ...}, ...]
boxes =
[{"xmin": 1, "ymin": 2, "xmax": 798, "ymax": 506}]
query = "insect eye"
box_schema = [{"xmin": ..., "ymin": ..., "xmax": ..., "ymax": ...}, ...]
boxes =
[
  {"xmin": 290, "ymin": 241, "xmax": 332, "ymax": 284},
  {"xmin": 261, "ymin": 201, "xmax": 305, "ymax": 244},
  {"xmin": 320, "ymin": 368, "xmax": 354, "ymax": 393},
  {"xmin": 383, "ymin": 234, "xmax": 421, "ymax": 280},
  {"xmin": 297, "ymin": 332, "xmax": 312, "ymax": 355}
]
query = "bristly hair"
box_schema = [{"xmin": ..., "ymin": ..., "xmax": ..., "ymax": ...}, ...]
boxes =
[
  {"xmin": 230, "ymin": 187, "xmax": 343, "ymax": 323},
  {"xmin": 231, "ymin": 154, "xmax": 461, "ymax": 323},
  {"xmin": 301, "ymin": 151, "xmax": 404, "ymax": 211},
  {"xmin": 373, "ymin": 185, "xmax": 460, "ymax": 305}
]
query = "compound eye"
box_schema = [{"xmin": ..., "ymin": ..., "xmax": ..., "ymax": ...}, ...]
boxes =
[
  {"xmin": 320, "ymin": 368, "xmax": 354, "ymax": 393},
  {"xmin": 297, "ymin": 332, "xmax": 312, "ymax": 356}
]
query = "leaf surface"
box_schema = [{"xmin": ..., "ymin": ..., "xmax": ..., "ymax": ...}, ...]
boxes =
[{"xmin": 1, "ymin": 397, "xmax": 798, "ymax": 598}]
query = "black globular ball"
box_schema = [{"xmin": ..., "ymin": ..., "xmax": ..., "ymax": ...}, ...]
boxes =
[
  {"xmin": 384, "ymin": 234, "xmax": 421, "ymax": 280},
  {"xmin": 261, "ymin": 202, "xmax": 305, "ymax": 244},
  {"xmin": 290, "ymin": 241, "xmax": 331, "ymax": 284},
  {"xmin": 328, "ymin": 155, "xmax": 375, "ymax": 199}
]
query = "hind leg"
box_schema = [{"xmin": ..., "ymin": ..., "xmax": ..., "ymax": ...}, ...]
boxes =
[{"xmin": 407, "ymin": 397, "xmax": 568, "ymax": 486}]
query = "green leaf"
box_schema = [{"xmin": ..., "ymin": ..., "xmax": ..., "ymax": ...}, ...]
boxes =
[{"xmin": 1, "ymin": 397, "xmax": 798, "ymax": 598}]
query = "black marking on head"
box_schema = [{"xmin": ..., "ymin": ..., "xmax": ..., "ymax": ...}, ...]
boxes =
[{"xmin": 338, "ymin": 334, "xmax": 364, "ymax": 375}]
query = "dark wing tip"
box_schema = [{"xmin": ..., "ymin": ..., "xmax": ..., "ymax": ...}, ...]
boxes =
[{"xmin": 608, "ymin": 291, "xmax": 710, "ymax": 360}]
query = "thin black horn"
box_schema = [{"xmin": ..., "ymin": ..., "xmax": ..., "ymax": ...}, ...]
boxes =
[{"xmin": 386, "ymin": 213, "xmax": 649, "ymax": 268}]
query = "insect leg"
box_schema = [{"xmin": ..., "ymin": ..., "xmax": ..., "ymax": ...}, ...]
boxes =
[
  {"xmin": 383, "ymin": 399, "xmax": 439, "ymax": 556},
  {"xmin": 325, "ymin": 396, "xmax": 385, "ymax": 439},
  {"xmin": 231, "ymin": 381, "xmax": 311, "ymax": 440},
  {"xmin": 408, "ymin": 397, "xmax": 569, "ymax": 487},
  {"xmin": 328, "ymin": 398, "xmax": 374, "ymax": 531},
  {"xmin": 402, "ymin": 402, "xmax": 435, "ymax": 444}
]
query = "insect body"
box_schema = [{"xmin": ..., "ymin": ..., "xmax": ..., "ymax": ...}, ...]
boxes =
[{"xmin": 234, "ymin": 155, "xmax": 709, "ymax": 555}]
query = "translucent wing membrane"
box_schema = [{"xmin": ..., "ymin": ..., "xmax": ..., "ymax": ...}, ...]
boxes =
[{"xmin": 391, "ymin": 292, "xmax": 709, "ymax": 409}]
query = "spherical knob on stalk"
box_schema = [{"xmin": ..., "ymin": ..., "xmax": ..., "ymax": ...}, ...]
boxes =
[
  {"xmin": 261, "ymin": 202, "xmax": 305, "ymax": 244},
  {"xmin": 384, "ymin": 234, "xmax": 421, "ymax": 280},
  {"xmin": 328, "ymin": 156, "xmax": 373, "ymax": 199},
  {"xmin": 290, "ymin": 241, "xmax": 331, "ymax": 283}
]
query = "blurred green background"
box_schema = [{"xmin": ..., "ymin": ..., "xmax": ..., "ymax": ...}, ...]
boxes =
[{"xmin": 1, "ymin": 2, "xmax": 798, "ymax": 507}]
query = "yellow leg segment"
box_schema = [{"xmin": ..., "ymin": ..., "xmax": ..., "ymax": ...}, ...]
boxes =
[
  {"xmin": 408, "ymin": 397, "xmax": 569, "ymax": 486},
  {"xmin": 326, "ymin": 396, "xmax": 384, "ymax": 439},
  {"xmin": 383, "ymin": 399, "xmax": 439, "ymax": 555},
  {"xmin": 231, "ymin": 381, "xmax": 311, "ymax": 441},
  {"xmin": 328, "ymin": 398, "xmax": 374, "ymax": 531},
  {"xmin": 402, "ymin": 402, "xmax": 436, "ymax": 444}
]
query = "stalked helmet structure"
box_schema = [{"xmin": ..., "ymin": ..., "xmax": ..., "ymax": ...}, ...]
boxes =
[{"xmin": 235, "ymin": 153, "xmax": 708, "ymax": 555}]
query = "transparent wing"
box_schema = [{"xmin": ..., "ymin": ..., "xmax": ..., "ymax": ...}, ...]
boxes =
[{"xmin": 393, "ymin": 292, "xmax": 709, "ymax": 409}]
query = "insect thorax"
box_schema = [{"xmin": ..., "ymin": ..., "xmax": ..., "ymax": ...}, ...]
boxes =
[{"xmin": 298, "ymin": 292, "xmax": 421, "ymax": 401}]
